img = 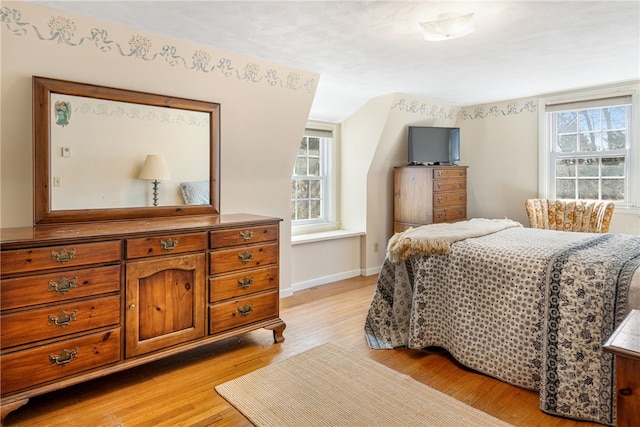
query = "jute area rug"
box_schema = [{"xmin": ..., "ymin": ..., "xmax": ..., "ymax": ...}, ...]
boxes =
[{"xmin": 215, "ymin": 343, "xmax": 514, "ymax": 427}]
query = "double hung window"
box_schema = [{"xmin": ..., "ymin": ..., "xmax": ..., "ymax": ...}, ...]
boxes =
[
  {"xmin": 291, "ymin": 125, "xmax": 336, "ymax": 233},
  {"xmin": 543, "ymin": 93, "xmax": 637, "ymax": 206}
]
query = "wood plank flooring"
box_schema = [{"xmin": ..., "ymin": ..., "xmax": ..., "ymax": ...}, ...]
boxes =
[{"xmin": 4, "ymin": 275, "xmax": 601, "ymax": 426}]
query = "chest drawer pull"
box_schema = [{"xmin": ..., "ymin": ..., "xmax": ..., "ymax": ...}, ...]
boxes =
[
  {"xmin": 160, "ymin": 238, "xmax": 178, "ymax": 251},
  {"xmin": 51, "ymin": 248, "xmax": 76, "ymax": 263},
  {"xmin": 240, "ymin": 230, "xmax": 254, "ymax": 241},
  {"xmin": 238, "ymin": 251, "xmax": 254, "ymax": 263},
  {"xmin": 49, "ymin": 347, "xmax": 78, "ymax": 365},
  {"xmin": 48, "ymin": 276, "xmax": 78, "ymax": 294},
  {"xmin": 437, "ymin": 197, "xmax": 444, "ymax": 203},
  {"xmin": 238, "ymin": 276, "xmax": 254, "ymax": 289},
  {"xmin": 48, "ymin": 310, "xmax": 78, "ymax": 327},
  {"xmin": 237, "ymin": 304, "xmax": 254, "ymax": 316}
]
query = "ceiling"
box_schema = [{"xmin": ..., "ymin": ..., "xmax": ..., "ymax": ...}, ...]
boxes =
[{"xmin": 31, "ymin": 1, "xmax": 640, "ymax": 123}]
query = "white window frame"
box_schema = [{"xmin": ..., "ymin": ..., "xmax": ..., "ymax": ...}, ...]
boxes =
[
  {"xmin": 538, "ymin": 84, "xmax": 640, "ymax": 212},
  {"xmin": 291, "ymin": 122, "xmax": 338, "ymax": 235}
]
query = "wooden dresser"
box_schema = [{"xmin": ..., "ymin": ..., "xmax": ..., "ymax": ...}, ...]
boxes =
[
  {"xmin": 603, "ymin": 309, "xmax": 640, "ymax": 427},
  {"xmin": 0, "ymin": 214, "xmax": 284, "ymax": 422},
  {"xmin": 393, "ymin": 165, "xmax": 468, "ymax": 233}
]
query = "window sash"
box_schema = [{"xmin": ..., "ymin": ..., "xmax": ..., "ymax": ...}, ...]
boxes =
[
  {"xmin": 291, "ymin": 134, "xmax": 333, "ymax": 226},
  {"xmin": 544, "ymin": 95, "xmax": 634, "ymax": 204}
]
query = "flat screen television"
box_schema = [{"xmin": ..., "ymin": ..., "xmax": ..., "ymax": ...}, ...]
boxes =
[{"xmin": 408, "ymin": 126, "xmax": 460, "ymax": 165}]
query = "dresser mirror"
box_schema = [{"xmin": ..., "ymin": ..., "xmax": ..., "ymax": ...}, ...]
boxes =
[{"xmin": 33, "ymin": 76, "xmax": 220, "ymax": 225}]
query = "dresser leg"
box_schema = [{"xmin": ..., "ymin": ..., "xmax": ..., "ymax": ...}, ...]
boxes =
[
  {"xmin": 1, "ymin": 398, "xmax": 29, "ymax": 426},
  {"xmin": 264, "ymin": 319, "xmax": 286, "ymax": 343}
]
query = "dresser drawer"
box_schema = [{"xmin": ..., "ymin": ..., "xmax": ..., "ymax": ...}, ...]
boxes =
[
  {"xmin": 433, "ymin": 179, "xmax": 466, "ymax": 193},
  {"xmin": 126, "ymin": 232, "xmax": 207, "ymax": 259},
  {"xmin": 209, "ymin": 266, "xmax": 278, "ymax": 303},
  {"xmin": 433, "ymin": 168, "xmax": 466, "ymax": 179},
  {"xmin": 433, "ymin": 192, "xmax": 466, "ymax": 207},
  {"xmin": 1, "ymin": 265, "xmax": 120, "ymax": 311},
  {"xmin": 209, "ymin": 291, "xmax": 278, "ymax": 334},
  {"xmin": 1, "ymin": 241, "xmax": 121, "ymax": 276},
  {"xmin": 0, "ymin": 328, "xmax": 121, "ymax": 395},
  {"xmin": 1, "ymin": 296, "xmax": 120, "ymax": 349},
  {"xmin": 209, "ymin": 243, "xmax": 278, "ymax": 275},
  {"xmin": 433, "ymin": 207, "xmax": 467, "ymax": 223},
  {"xmin": 210, "ymin": 225, "xmax": 278, "ymax": 249}
]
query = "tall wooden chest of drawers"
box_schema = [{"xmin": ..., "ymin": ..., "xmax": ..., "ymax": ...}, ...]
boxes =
[
  {"xmin": 393, "ymin": 165, "xmax": 468, "ymax": 233},
  {"xmin": 0, "ymin": 214, "xmax": 284, "ymax": 421}
]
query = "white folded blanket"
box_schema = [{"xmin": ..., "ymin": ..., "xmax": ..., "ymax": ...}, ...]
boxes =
[{"xmin": 387, "ymin": 218, "xmax": 523, "ymax": 263}]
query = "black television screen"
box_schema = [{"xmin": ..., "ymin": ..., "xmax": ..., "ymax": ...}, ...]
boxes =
[{"xmin": 408, "ymin": 126, "xmax": 460, "ymax": 165}]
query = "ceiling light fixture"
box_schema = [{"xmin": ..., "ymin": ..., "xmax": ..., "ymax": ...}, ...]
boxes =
[{"xmin": 420, "ymin": 12, "xmax": 475, "ymax": 41}]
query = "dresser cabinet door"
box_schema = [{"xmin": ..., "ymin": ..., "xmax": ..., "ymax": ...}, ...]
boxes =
[{"xmin": 125, "ymin": 253, "xmax": 205, "ymax": 357}]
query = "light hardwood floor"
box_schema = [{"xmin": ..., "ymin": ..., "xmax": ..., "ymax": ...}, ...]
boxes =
[{"xmin": 4, "ymin": 275, "xmax": 601, "ymax": 426}]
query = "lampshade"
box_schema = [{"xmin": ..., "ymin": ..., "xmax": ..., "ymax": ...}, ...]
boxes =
[
  {"xmin": 138, "ymin": 154, "xmax": 171, "ymax": 181},
  {"xmin": 420, "ymin": 12, "xmax": 475, "ymax": 41}
]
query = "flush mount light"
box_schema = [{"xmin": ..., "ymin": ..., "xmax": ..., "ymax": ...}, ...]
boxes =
[{"xmin": 419, "ymin": 12, "xmax": 475, "ymax": 41}]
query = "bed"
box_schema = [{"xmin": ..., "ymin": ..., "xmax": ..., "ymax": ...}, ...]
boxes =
[{"xmin": 364, "ymin": 218, "xmax": 640, "ymax": 426}]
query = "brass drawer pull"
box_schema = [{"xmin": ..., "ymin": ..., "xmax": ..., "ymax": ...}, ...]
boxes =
[
  {"xmin": 436, "ymin": 183, "xmax": 443, "ymax": 190},
  {"xmin": 49, "ymin": 347, "xmax": 78, "ymax": 365},
  {"xmin": 48, "ymin": 310, "xmax": 78, "ymax": 327},
  {"xmin": 437, "ymin": 197, "xmax": 444, "ymax": 203},
  {"xmin": 237, "ymin": 304, "xmax": 254, "ymax": 317},
  {"xmin": 160, "ymin": 238, "xmax": 178, "ymax": 251},
  {"xmin": 437, "ymin": 213, "xmax": 445, "ymax": 219},
  {"xmin": 459, "ymin": 182, "xmax": 464, "ymax": 188},
  {"xmin": 238, "ymin": 276, "xmax": 254, "ymax": 289},
  {"xmin": 240, "ymin": 230, "xmax": 254, "ymax": 241},
  {"xmin": 48, "ymin": 276, "xmax": 78, "ymax": 294},
  {"xmin": 51, "ymin": 248, "xmax": 76, "ymax": 263},
  {"xmin": 460, "ymin": 195, "xmax": 465, "ymax": 201},
  {"xmin": 238, "ymin": 251, "xmax": 254, "ymax": 264}
]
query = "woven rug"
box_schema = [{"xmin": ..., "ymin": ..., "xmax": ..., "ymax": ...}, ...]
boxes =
[{"xmin": 215, "ymin": 343, "xmax": 514, "ymax": 427}]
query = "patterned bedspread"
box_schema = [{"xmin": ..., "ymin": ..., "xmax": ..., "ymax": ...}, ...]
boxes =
[{"xmin": 364, "ymin": 227, "xmax": 640, "ymax": 425}]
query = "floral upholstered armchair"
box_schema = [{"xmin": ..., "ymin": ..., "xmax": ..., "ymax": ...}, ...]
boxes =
[{"xmin": 525, "ymin": 199, "xmax": 615, "ymax": 233}]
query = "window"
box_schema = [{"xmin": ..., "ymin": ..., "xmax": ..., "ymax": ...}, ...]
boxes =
[
  {"xmin": 291, "ymin": 125, "xmax": 337, "ymax": 234},
  {"xmin": 543, "ymin": 92, "xmax": 637, "ymax": 206}
]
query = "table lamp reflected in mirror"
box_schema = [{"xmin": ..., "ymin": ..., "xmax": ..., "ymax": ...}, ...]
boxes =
[{"xmin": 138, "ymin": 154, "xmax": 171, "ymax": 206}]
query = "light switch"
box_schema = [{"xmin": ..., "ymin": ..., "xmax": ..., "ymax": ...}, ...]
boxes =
[{"xmin": 61, "ymin": 147, "xmax": 72, "ymax": 157}]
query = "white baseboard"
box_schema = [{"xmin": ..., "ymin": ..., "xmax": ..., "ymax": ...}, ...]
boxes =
[
  {"xmin": 280, "ymin": 266, "xmax": 382, "ymax": 298},
  {"xmin": 362, "ymin": 265, "xmax": 382, "ymax": 277}
]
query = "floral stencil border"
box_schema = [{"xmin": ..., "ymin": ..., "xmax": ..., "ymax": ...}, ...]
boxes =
[
  {"xmin": 459, "ymin": 100, "xmax": 537, "ymax": 120},
  {"xmin": 1, "ymin": 6, "xmax": 317, "ymax": 93},
  {"xmin": 392, "ymin": 96, "xmax": 537, "ymax": 121}
]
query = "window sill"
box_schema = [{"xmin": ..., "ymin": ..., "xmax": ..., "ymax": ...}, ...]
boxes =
[
  {"xmin": 614, "ymin": 205, "xmax": 640, "ymax": 216},
  {"xmin": 291, "ymin": 229, "xmax": 364, "ymax": 245}
]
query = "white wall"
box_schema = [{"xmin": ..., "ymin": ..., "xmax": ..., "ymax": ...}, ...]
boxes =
[
  {"xmin": 456, "ymin": 97, "xmax": 640, "ymax": 234},
  {"xmin": 0, "ymin": 2, "xmax": 319, "ymax": 294},
  {"xmin": 329, "ymin": 94, "xmax": 459, "ymax": 276},
  {"xmin": 457, "ymin": 99, "xmax": 539, "ymax": 225},
  {"xmin": 3, "ymin": 3, "xmax": 638, "ymax": 299}
]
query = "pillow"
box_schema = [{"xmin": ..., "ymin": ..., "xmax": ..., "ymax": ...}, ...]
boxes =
[{"xmin": 179, "ymin": 181, "xmax": 210, "ymax": 205}]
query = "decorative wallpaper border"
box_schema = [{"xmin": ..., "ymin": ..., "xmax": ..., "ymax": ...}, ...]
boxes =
[
  {"xmin": 459, "ymin": 100, "xmax": 537, "ymax": 120},
  {"xmin": 52, "ymin": 94, "xmax": 210, "ymax": 129},
  {"xmin": 391, "ymin": 98, "xmax": 459, "ymax": 120},
  {"xmin": 391, "ymin": 97, "xmax": 537, "ymax": 121},
  {"xmin": 1, "ymin": 6, "xmax": 317, "ymax": 94}
]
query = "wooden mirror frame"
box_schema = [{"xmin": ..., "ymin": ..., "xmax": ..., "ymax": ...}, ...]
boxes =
[{"xmin": 33, "ymin": 76, "xmax": 220, "ymax": 225}]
